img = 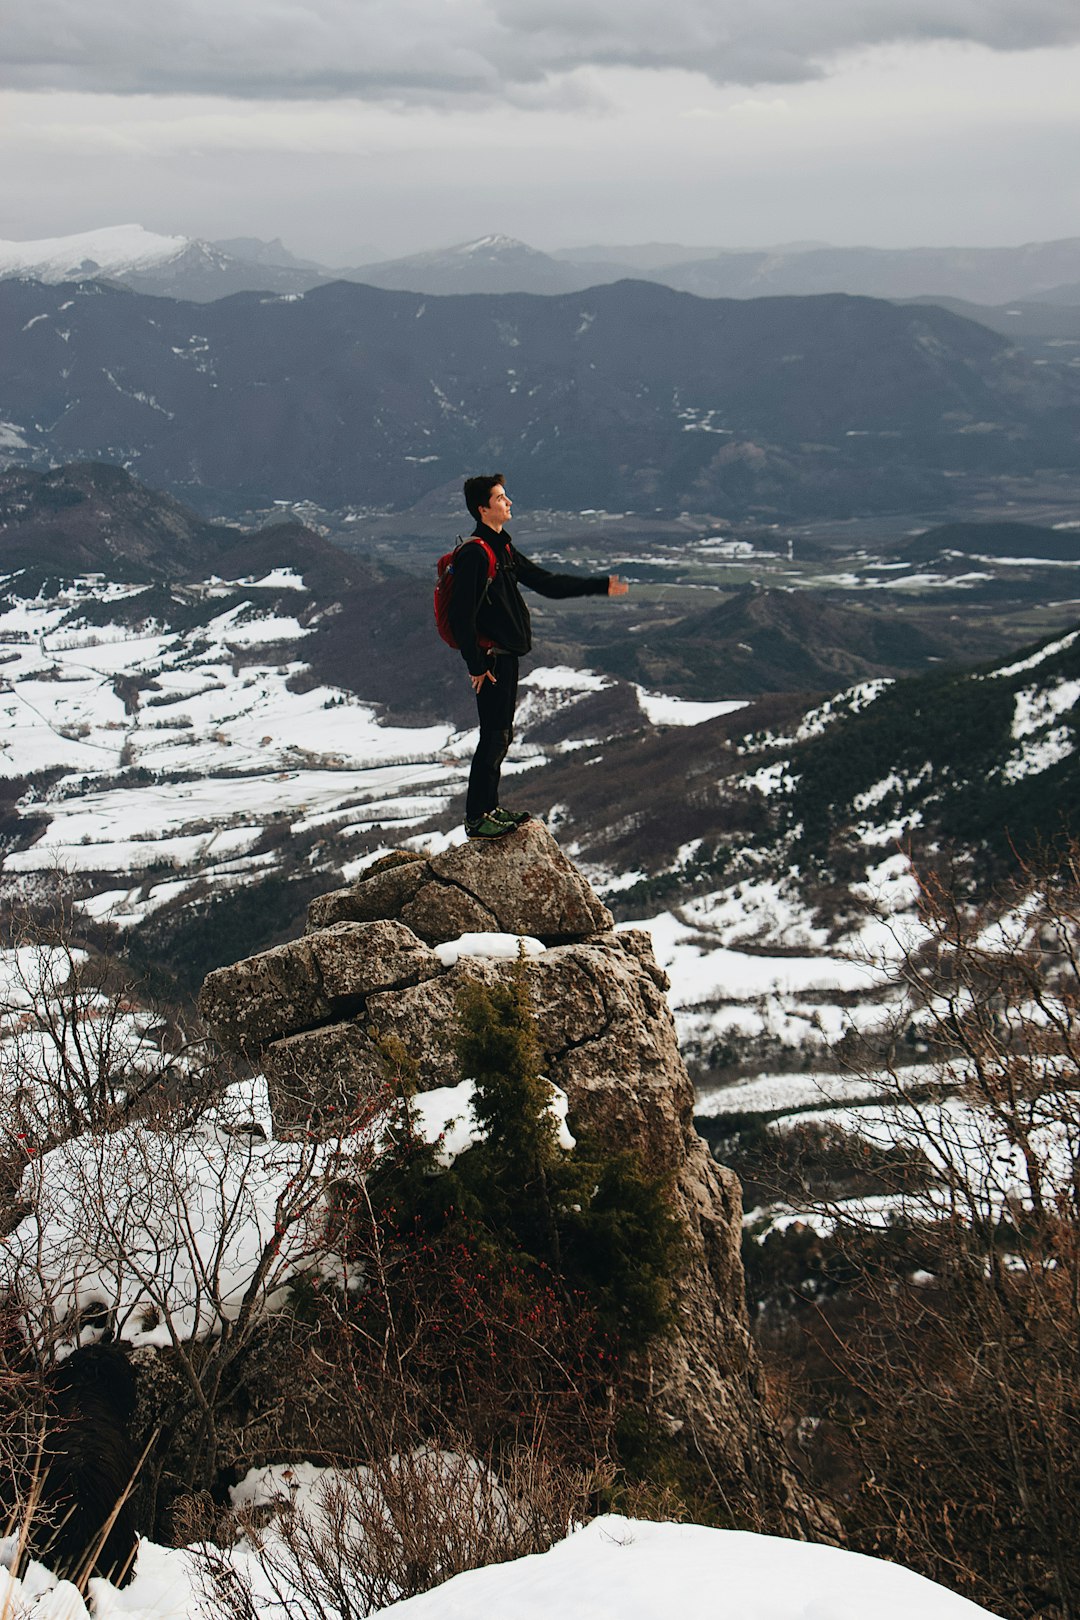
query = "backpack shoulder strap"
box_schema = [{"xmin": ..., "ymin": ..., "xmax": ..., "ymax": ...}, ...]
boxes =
[{"xmin": 465, "ymin": 534, "xmax": 498, "ymax": 577}]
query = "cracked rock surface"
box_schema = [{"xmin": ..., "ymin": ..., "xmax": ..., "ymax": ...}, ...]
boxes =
[
  {"xmin": 307, "ymin": 821, "xmax": 613, "ymax": 943},
  {"xmin": 197, "ymin": 825, "xmax": 826, "ymax": 1537},
  {"xmin": 199, "ymin": 919, "xmax": 440, "ymax": 1055}
]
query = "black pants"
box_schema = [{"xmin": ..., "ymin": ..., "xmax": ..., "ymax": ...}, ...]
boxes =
[{"xmin": 465, "ymin": 652, "xmax": 519, "ymax": 821}]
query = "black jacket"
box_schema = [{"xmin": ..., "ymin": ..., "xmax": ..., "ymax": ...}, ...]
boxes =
[{"xmin": 447, "ymin": 522, "xmax": 609, "ymax": 676}]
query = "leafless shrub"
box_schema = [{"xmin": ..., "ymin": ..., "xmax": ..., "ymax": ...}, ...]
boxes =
[
  {"xmin": 0, "ymin": 902, "xmax": 396, "ymax": 1533},
  {"xmin": 754, "ymin": 842, "xmax": 1080, "ymax": 1620},
  {"xmin": 188, "ymin": 1432, "xmax": 595, "ymax": 1620},
  {"xmin": 0, "ymin": 887, "xmax": 217, "ymax": 1166}
]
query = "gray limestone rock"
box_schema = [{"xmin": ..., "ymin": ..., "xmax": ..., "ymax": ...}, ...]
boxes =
[
  {"xmin": 199, "ymin": 919, "xmax": 438, "ymax": 1055},
  {"xmin": 196, "ymin": 830, "xmax": 828, "ymax": 1536},
  {"xmin": 425, "ymin": 820, "xmax": 613, "ymax": 940},
  {"xmin": 365, "ymin": 964, "xmax": 496, "ymax": 1095},
  {"xmin": 263, "ymin": 1020, "xmax": 387, "ymax": 1137},
  {"xmin": 307, "ymin": 858, "xmax": 428, "ymax": 933},
  {"xmin": 400, "ymin": 881, "xmax": 499, "ymax": 942},
  {"xmin": 199, "ymin": 937, "xmax": 328, "ymax": 1056},
  {"xmin": 305, "ymin": 821, "xmax": 612, "ymax": 948},
  {"xmin": 309, "ymin": 920, "xmax": 440, "ymax": 1002}
]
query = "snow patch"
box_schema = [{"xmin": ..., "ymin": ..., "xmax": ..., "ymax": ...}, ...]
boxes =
[
  {"xmin": 375, "ymin": 1513, "xmax": 1000, "ymax": 1620},
  {"xmin": 988, "ymin": 628, "xmax": 1080, "ymax": 680},
  {"xmin": 433, "ymin": 932, "xmax": 546, "ymax": 966},
  {"xmin": 410, "ymin": 1076, "xmax": 575, "ymax": 1166},
  {"xmin": 635, "ymin": 688, "xmax": 748, "ymax": 726}
]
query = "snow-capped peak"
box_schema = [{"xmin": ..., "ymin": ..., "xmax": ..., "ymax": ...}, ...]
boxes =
[
  {"xmin": 0, "ymin": 224, "xmax": 191, "ymax": 282},
  {"xmin": 453, "ymin": 234, "xmax": 532, "ymax": 256}
]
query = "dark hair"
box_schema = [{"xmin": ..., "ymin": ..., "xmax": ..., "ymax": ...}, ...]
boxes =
[{"xmin": 463, "ymin": 473, "xmax": 505, "ymax": 523}]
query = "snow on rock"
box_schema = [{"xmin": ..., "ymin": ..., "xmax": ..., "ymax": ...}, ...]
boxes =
[
  {"xmin": 373, "ymin": 1514, "xmax": 1001, "ymax": 1619},
  {"xmin": 433, "ymin": 932, "xmax": 546, "ymax": 966}
]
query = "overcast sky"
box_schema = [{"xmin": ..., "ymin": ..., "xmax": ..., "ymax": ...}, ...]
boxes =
[{"xmin": 4, "ymin": 0, "xmax": 1079, "ymax": 262}]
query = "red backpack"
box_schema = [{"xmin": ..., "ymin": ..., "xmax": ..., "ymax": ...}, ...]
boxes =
[{"xmin": 434, "ymin": 536, "xmax": 498, "ymax": 649}]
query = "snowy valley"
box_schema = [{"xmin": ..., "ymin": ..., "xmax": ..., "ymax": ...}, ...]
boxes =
[
  {"xmin": 2, "ymin": 478, "xmax": 1078, "ymax": 1230},
  {"xmin": 1, "ymin": 465, "xmax": 1078, "ymax": 1620}
]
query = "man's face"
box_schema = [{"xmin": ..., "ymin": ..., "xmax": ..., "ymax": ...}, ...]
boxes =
[{"xmin": 479, "ymin": 484, "xmax": 512, "ymax": 530}]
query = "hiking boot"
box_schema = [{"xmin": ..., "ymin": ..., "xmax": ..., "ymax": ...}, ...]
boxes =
[
  {"xmin": 493, "ymin": 805, "xmax": 531, "ymax": 826},
  {"xmin": 464, "ymin": 811, "xmax": 515, "ymax": 840}
]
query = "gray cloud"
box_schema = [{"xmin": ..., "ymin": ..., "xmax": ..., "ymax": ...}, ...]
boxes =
[{"xmin": 6, "ymin": 0, "xmax": 1080, "ymax": 101}]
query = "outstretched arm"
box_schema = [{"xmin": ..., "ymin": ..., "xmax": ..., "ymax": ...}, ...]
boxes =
[{"xmin": 512, "ymin": 547, "xmax": 627, "ymax": 600}]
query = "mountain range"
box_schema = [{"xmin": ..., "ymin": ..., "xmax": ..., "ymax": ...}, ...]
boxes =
[
  {"xmin": 4, "ymin": 226, "xmax": 1080, "ymax": 309},
  {"xmin": 3, "ymin": 275, "xmax": 1078, "ymax": 521}
]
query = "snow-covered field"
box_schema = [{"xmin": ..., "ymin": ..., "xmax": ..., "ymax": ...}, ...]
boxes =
[
  {"xmin": 0, "ymin": 571, "xmax": 476, "ymax": 921},
  {"xmin": 0, "ymin": 566, "xmax": 938, "ymax": 1132},
  {"xmin": 620, "ymin": 853, "xmax": 925, "ymax": 1079},
  {"xmin": 6, "ymin": 565, "xmax": 1074, "ymax": 1267},
  {"xmin": 5, "ymin": 572, "xmax": 760, "ymax": 929},
  {"xmin": 0, "ymin": 1513, "xmax": 1002, "ymax": 1619}
]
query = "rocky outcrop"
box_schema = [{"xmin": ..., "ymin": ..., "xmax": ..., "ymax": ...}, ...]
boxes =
[
  {"xmin": 199, "ymin": 820, "xmax": 823, "ymax": 1535},
  {"xmin": 306, "ymin": 825, "xmax": 613, "ymax": 942},
  {"xmin": 200, "ymin": 917, "xmax": 441, "ymax": 1057}
]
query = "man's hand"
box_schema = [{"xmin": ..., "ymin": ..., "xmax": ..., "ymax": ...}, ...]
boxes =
[
  {"xmin": 470, "ymin": 669, "xmax": 496, "ymax": 693},
  {"xmin": 607, "ymin": 575, "xmax": 629, "ymax": 596}
]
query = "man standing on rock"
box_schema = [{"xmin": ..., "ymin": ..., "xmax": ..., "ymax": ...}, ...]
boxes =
[{"xmin": 449, "ymin": 474, "xmax": 628, "ymax": 840}]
